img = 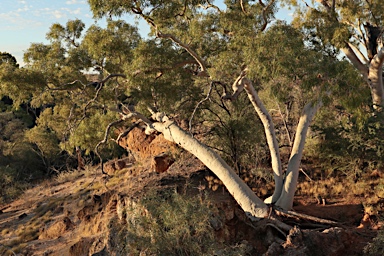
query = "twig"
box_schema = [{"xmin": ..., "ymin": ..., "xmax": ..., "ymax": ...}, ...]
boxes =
[
  {"xmin": 299, "ymin": 167, "xmax": 313, "ymax": 182},
  {"xmin": 240, "ymin": 0, "xmax": 247, "ymax": 14},
  {"xmin": 156, "ymin": 31, "xmax": 209, "ymax": 77},
  {"xmin": 189, "ymin": 82, "xmax": 214, "ymax": 134},
  {"xmin": 266, "ymin": 223, "xmax": 287, "ymax": 238},
  {"xmin": 95, "ymin": 110, "xmax": 155, "ymax": 175},
  {"xmin": 114, "ymin": 121, "xmax": 141, "ymax": 144},
  {"xmin": 95, "ymin": 119, "xmax": 125, "ymax": 175},
  {"xmin": 276, "ymin": 101, "xmax": 292, "ymax": 147}
]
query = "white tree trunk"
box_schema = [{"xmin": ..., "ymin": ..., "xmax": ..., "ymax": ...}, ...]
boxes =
[
  {"xmin": 228, "ymin": 75, "xmax": 322, "ymax": 210},
  {"xmin": 275, "ymin": 100, "xmax": 322, "ymax": 210},
  {"xmin": 242, "ymin": 78, "xmax": 284, "ymax": 204},
  {"xmin": 152, "ymin": 119, "xmax": 270, "ymax": 220},
  {"xmin": 342, "ymin": 46, "xmax": 384, "ymax": 110},
  {"xmin": 368, "ymin": 48, "xmax": 384, "ymax": 110}
]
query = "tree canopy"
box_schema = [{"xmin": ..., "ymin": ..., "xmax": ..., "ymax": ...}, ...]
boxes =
[{"xmin": 0, "ymin": 0, "xmax": 381, "ymax": 214}]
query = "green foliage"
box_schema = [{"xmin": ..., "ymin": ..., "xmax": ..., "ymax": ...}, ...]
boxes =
[
  {"xmin": 312, "ymin": 107, "xmax": 384, "ymax": 179},
  {"xmin": 109, "ymin": 189, "xmax": 247, "ymax": 255},
  {"xmin": 0, "ymin": 111, "xmax": 46, "ymax": 203},
  {"xmin": 287, "ymin": 0, "xmax": 384, "ymax": 61},
  {"xmin": 200, "ymin": 88, "xmax": 268, "ymax": 171},
  {"xmin": 0, "ymin": 19, "xmax": 143, "ymax": 159},
  {"xmin": 364, "ymin": 226, "xmax": 384, "ymax": 255},
  {"xmin": 0, "ymin": 52, "xmax": 19, "ymax": 68},
  {"xmin": 0, "ymin": 0, "xmax": 379, "ymax": 209},
  {"xmin": 82, "ymin": 20, "xmax": 140, "ymax": 73}
]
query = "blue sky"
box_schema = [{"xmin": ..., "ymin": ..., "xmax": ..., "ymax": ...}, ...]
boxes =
[
  {"xmin": 1, "ymin": 0, "xmax": 97, "ymax": 65},
  {"xmin": 1, "ymin": 1, "xmax": 292, "ymax": 66}
]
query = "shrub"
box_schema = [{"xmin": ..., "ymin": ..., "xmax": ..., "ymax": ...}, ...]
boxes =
[
  {"xmin": 364, "ymin": 227, "xmax": 384, "ymax": 256},
  {"xmin": 108, "ymin": 189, "xmax": 248, "ymax": 255}
]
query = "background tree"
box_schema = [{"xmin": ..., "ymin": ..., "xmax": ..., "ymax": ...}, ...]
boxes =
[
  {"xmin": 282, "ymin": 0, "xmax": 384, "ymax": 111},
  {"xmin": 281, "ymin": 0, "xmax": 384, "ymax": 179}
]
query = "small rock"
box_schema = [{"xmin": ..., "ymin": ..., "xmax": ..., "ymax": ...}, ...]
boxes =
[
  {"xmin": 151, "ymin": 153, "xmax": 175, "ymax": 173},
  {"xmin": 39, "ymin": 217, "xmax": 74, "ymax": 239},
  {"xmin": 69, "ymin": 238, "xmax": 94, "ymax": 256}
]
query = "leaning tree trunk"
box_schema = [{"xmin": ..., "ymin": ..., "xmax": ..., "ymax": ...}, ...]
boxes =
[
  {"xmin": 151, "ymin": 117, "xmax": 270, "ymax": 220},
  {"xmin": 275, "ymin": 100, "xmax": 322, "ymax": 210}
]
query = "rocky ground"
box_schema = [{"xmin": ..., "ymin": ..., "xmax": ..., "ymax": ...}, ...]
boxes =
[{"xmin": 0, "ymin": 128, "xmax": 381, "ymax": 255}]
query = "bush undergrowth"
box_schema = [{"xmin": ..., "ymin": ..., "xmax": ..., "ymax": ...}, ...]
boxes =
[{"xmin": 108, "ymin": 189, "xmax": 247, "ymax": 255}]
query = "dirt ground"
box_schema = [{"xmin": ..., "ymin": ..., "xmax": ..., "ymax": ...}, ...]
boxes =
[{"xmin": 0, "ymin": 154, "xmax": 381, "ymax": 255}]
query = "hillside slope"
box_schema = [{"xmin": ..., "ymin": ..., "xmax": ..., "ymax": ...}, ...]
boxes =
[{"xmin": 0, "ymin": 152, "xmax": 380, "ymax": 255}]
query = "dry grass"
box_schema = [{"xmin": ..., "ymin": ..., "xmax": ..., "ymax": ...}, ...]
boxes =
[
  {"xmin": 54, "ymin": 166, "xmax": 97, "ymax": 184},
  {"xmin": 1, "ymin": 228, "xmax": 10, "ymax": 236}
]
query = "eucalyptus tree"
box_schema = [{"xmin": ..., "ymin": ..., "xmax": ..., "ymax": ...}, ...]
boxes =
[
  {"xmin": 0, "ymin": 0, "xmax": 362, "ymax": 219},
  {"xmin": 0, "ymin": 19, "xmax": 142, "ymax": 155},
  {"xmin": 281, "ymin": 0, "xmax": 384, "ymax": 111},
  {"xmin": 84, "ymin": 0, "xmax": 362, "ymax": 217}
]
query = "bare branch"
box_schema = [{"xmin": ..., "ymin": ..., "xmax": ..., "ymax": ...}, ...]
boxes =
[
  {"xmin": 132, "ymin": 60, "xmax": 197, "ymax": 77},
  {"xmin": 276, "ymin": 101, "xmax": 292, "ymax": 147},
  {"xmin": 341, "ymin": 44, "xmax": 369, "ymax": 78},
  {"xmin": 259, "ymin": 0, "xmax": 276, "ymax": 32},
  {"xmin": 99, "ymin": 73, "xmax": 127, "ymax": 84},
  {"xmin": 95, "ymin": 119, "xmax": 125, "ymax": 175},
  {"xmin": 240, "ymin": 0, "xmax": 247, "ymax": 14},
  {"xmin": 156, "ymin": 31, "xmax": 209, "ymax": 77},
  {"xmin": 114, "ymin": 120, "xmax": 141, "ymax": 144},
  {"xmin": 198, "ymin": 3, "xmax": 221, "ymax": 13},
  {"xmin": 46, "ymin": 80, "xmax": 86, "ymax": 91},
  {"xmin": 95, "ymin": 109, "xmax": 155, "ymax": 175},
  {"xmin": 275, "ymin": 207, "xmax": 338, "ymax": 225},
  {"xmin": 132, "ymin": 5, "xmax": 209, "ymax": 78},
  {"xmin": 189, "ymin": 82, "xmax": 214, "ymax": 134},
  {"xmin": 222, "ymin": 69, "xmax": 247, "ymax": 101},
  {"xmin": 364, "ymin": 0, "xmax": 380, "ymax": 26},
  {"xmin": 175, "ymin": 1, "xmax": 187, "ymax": 17},
  {"xmin": 347, "ymin": 42, "xmax": 369, "ymax": 64},
  {"xmin": 315, "ymin": 0, "xmax": 332, "ymax": 12}
]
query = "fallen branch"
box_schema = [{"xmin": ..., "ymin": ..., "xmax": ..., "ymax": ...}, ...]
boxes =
[{"xmin": 274, "ymin": 207, "xmax": 339, "ymax": 225}]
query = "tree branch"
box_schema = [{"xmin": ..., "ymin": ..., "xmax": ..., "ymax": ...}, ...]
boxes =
[
  {"xmin": 240, "ymin": 0, "xmax": 247, "ymax": 14},
  {"xmin": 156, "ymin": 31, "xmax": 209, "ymax": 77},
  {"xmin": 189, "ymin": 81, "xmax": 214, "ymax": 134},
  {"xmin": 275, "ymin": 207, "xmax": 338, "ymax": 225},
  {"xmin": 95, "ymin": 110, "xmax": 154, "ymax": 175},
  {"xmin": 95, "ymin": 119, "xmax": 125, "ymax": 175},
  {"xmin": 259, "ymin": 0, "xmax": 276, "ymax": 32},
  {"xmin": 131, "ymin": 5, "xmax": 209, "ymax": 77},
  {"xmin": 198, "ymin": 3, "xmax": 221, "ymax": 12},
  {"xmin": 341, "ymin": 44, "xmax": 369, "ymax": 78},
  {"xmin": 223, "ymin": 70, "xmax": 283, "ymax": 204}
]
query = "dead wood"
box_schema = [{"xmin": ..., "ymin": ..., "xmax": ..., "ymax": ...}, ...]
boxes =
[{"xmin": 274, "ymin": 206, "xmax": 339, "ymax": 225}]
